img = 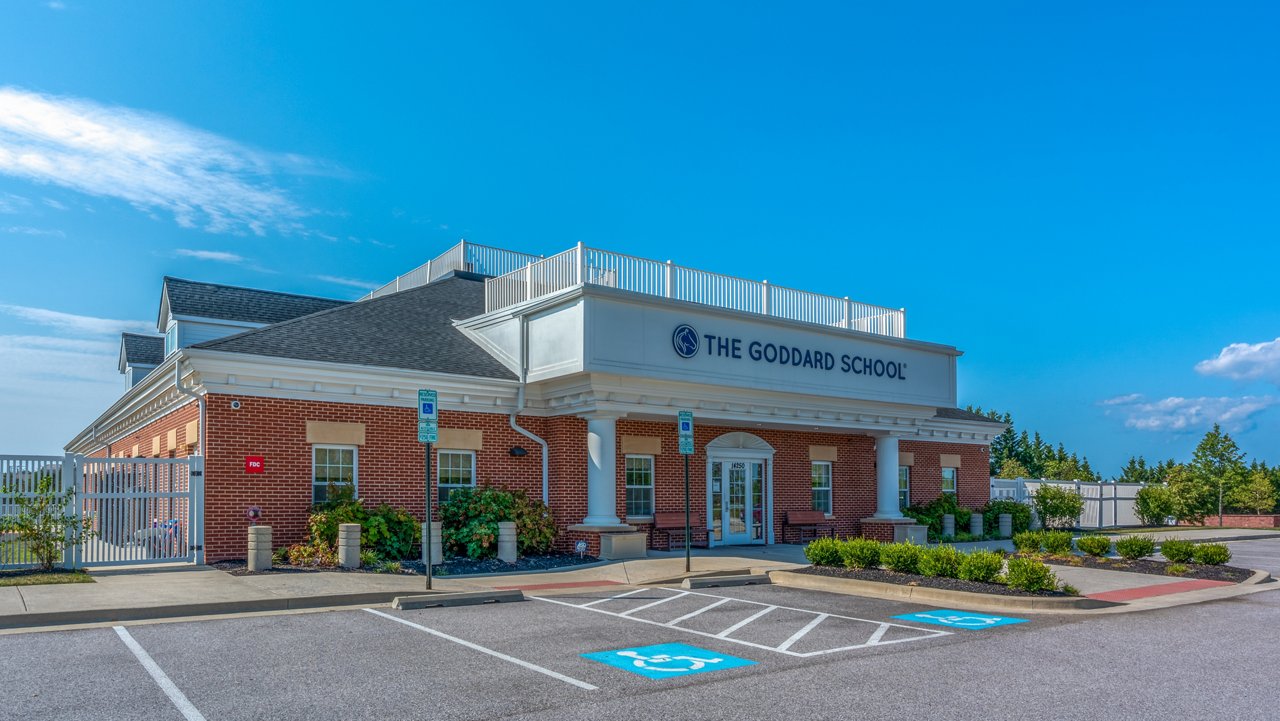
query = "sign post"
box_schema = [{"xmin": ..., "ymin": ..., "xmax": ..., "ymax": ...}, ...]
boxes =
[
  {"xmin": 678, "ymin": 410, "xmax": 694, "ymax": 573},
  {"xmin": 418, "ymin": 389, "xmax": 439, "ymax": 590}
]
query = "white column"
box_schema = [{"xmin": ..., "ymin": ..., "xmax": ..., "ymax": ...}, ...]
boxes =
[
  {"xmin": 874, "ymin": 436, "xmax": 903, "ymax": 519},
  {"xmin": 583, "ymin": 415, "xmax": 620, "ymax": 525}
]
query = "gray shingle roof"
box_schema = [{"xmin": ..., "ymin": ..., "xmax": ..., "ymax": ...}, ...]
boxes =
[
  {"xmin": 192, "ymin": 274, "xmax": 516, "ymax": 380},
  {"xmin": 163, "ymin": 277, "xmax": 349, "ymax": 325},
  {"xmin": 121, "ymin": 333, "xmax": 164, "ymax": 366},
  {"xmin": 934, "ymin": 407, "xmax": 1006, "ymax": 424}
]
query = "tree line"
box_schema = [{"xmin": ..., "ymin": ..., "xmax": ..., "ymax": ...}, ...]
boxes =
[{"xmin": 965, "ymin": 407, "xmax": 1102, "ymax": 481}]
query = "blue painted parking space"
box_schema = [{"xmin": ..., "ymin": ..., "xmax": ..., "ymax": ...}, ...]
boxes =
[
  {"xmin": 582, "ymin": 642, "xmax": 756, "ymax": 679},
  {"xmin": 892, "ymin": 610, "xmax": 1028, "ymax": 629}
]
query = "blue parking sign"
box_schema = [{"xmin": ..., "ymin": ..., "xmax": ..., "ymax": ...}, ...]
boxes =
[
  {"xmin": 583, "ymin": 643, "xmax": 754, "ymax": 679},
  {"xmin": 893, "ymin": 610, "xmax": 1028, "ymax": 629}
]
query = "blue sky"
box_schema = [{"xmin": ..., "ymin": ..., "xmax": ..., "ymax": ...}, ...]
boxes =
[{"xmin": 1, "ymin": 2, "xmax": 1277, "ymax": 473}]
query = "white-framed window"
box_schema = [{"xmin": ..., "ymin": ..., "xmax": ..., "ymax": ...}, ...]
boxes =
[
  {"xmin": 312, "ymin": 445, "xmax": 357, "ymax": 503},
  {"xmin": 898, "ymin": 465, "xmax": 911, "ymax": 510},
  {"xmin": 624, "ymin": 455, "xmax": 655, "ymax": 518},
  {"xmin": 164, "ymin": 324, "xmax": 177, "ymax": 357},
  {"xmin": 437, "ymin": 450, "xmax": 476, "ymax": 503},
  {"xmin": 941, "ymin": 467, "xmax": 958, "ymax": 494},
  {"xmin": 810, "ymin": 461, "xmax": 832, "ymax": 515}
]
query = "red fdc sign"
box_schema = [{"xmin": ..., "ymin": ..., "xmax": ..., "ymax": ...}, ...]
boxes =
[{"xmin": 244, "ymin": 456, "xmax": 265, "ymax": 474}]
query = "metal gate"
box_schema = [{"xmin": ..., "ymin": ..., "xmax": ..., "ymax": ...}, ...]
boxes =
[{"xmin": 1, "ymin": 454, "xmax": 203, "ymax": 570}]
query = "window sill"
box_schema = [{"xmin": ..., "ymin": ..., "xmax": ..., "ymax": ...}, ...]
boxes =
[{"xmin": 625, "ymin": 515, "xmax": 654, "ymax": 524}]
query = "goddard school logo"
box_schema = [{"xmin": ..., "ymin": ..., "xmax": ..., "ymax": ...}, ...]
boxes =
[{"xmin": 672, "ymin": 324, "xmax": 700, "ymax": 358}]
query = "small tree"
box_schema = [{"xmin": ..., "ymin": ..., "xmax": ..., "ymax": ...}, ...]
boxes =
[
  {"xmin": 996, "ymin": 458, "xmax": 1031, "ymax": 479},
  {"xmin": 1134, "ymin": 484, "xmax": 1176, "ymax": 526},
  {"xmin": 1230, "ymin": 469, "xmax": 1277, "ymax": 515},
  {"xmin": 0, "ymin": 476, "xmax": 94, "ymax": 570},
  {"xmin": 1031, "ymin": 484, "xmax": 1084, "ymax": 530},
  {"xmin": 1166, "ymin": 463, "xmax": 1214, "ymax": 523}
]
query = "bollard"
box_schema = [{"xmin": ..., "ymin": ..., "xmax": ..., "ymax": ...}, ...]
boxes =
[
  {"xmin": 497, "ymin": 521, "xmax": 517, "ymax": 563},
  {"xmin": 970, "ymin": 513, "xmax": 984, "ymax": 538},
  {"xmin": 338, "ymin": 523, "xmax": 361, "ymax": 569},
  {"xmin": 422, "ymin": 521, "xmax": 442, "ymax": 567},
  {"xmin": 942, "ymin": 514, "xmax": 955, "ymax": 538},
  {"xmin": 247, "ymin": 525, "xmax": 272, "ymax": 572},
  {"xmin": 998, "ymin": 513, "xmax": 1013, "ymax": 539}
]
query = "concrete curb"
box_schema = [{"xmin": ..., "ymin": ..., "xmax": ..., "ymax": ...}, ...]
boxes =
[
  {"xmin": 768, "ymin": 570, "xmax": 1119, "ymax": 611},
  {"xmin": 682, "ymin": 574, "xmax": 771, "ymax": 589},
  {"xmin": 392, "ymin": 590, "xmax": 525, "ymax": 609},
  {"xmin": 429, "ymin": 558, "xmax": 614, "ymax": 580},
  {"xmin": 0, "ymin": 591, "xmax": 414, "ymax": 630}
]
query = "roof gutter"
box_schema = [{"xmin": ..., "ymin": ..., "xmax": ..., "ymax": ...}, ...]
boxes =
[
  {"xmin": 174, "ymin": 358, "xmax": 206, "ymax": 457},
  {"xmin": 508, "ymin": 315, "xmax": 549, "ymax": 504}
]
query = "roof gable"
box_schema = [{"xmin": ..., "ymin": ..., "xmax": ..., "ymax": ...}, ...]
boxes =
[
  {"xmin": 159, "ymin": 277, "xmax": 349, "ymax": 327},
  {"xmin": 118, "ymin": 332, "xmax": 164, "ymax": 372}
]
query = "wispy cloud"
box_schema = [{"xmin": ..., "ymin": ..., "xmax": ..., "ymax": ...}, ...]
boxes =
[
  {"xmin": 46, "ymin": 1, "xmax": 66, "ymax": 9},
  {"xmin": 1195, "ymin": 337, "xmax": 1280, "ymax": 386},
  {"xmin": 1099, "ymin": 393, "xmax": 1142, "ymax": 406},
  {"xmin": 1102, "ymin": 393, "xmax": 1279, "ymax": 433},
  {"xmin": 0, "ymin": 86, "xmax": 323, "ymax": 236},
  {"xmin": 0, "ymin": 191, "xmax": 30, "ymax": 213},
  {"xmin": 314, "ymin": 274, "xmax": 378, "ymax": 290},
  {"xmin": 3, "ymin": 225, "xmax": 64, "ymax": 237},
  {"xmin": 42, "ymin": 197, "xmax": 67, "ymax": 210},
  {"xmin": 0, "ymin": 304, "xmax": 152, "ymax": 335},
  {"xmin": 0, "ymin": 334, "xmax": 124, "ymax": 453},
  {"xmin": 175, "ymin": 248, "xmax": 244, "ymax": 263}
]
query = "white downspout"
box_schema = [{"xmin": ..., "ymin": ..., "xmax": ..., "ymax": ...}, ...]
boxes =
[
  {"xmin": 508, "ymin": 315, "xmax": 549, "ymax": 504},
  {"xmin": 174, "ymin": 358, "xmax": 207, "ymax": 564}
]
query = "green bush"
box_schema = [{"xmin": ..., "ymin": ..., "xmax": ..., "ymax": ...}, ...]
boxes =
[
  {"xmin": 957, "ymin": 550, "xmax": 1004, "ymax": 583},
  {"xmin": 839, "ymin": 538, "xmax": 882, "ymax": 569},
  {"xmin": 271, "ymin": 546, "xmax": 289, "ymax": 566},
  {"xmin": 1042, "ymin": 530, "xmax": 1074, "ymax": 555},
  {"xmin": 0, "ymin": 475, "xmax": 96, "ymax": 570},
  {"xmin": 1031, "ymin": 485, "xmax": 1084, "ymax": 530},
  {"xmin": 1115, "ymin": 535, "xmax": 1156, "ymax": 560},
  {"xmin": 804, "ymin": 537, "xmax": 843, "ymax": 566},
  {"xmin": 1166, "ymin": 563, "xmax": 1189, "ymax": 576},
  {"xmin": 286, "ymin": 539, "xmax": 338, "ymax": 567},
  {"xmin": 903, "ymin": 494, "xmax": 973, "ymax": 541},
  {"xmin": 1076, "ymin": 535, "xmax": 1112, "ymax": 557},
  {"xmin": 879, "ymin": 542, "xmax": 922, "ymax": 573},
  {"xmin": 309, "ymin": 499, "xmax": 421, "ymax": 560},
  {"xmin": 1004, "ymin": 557, "xmax": 1058, "ymax": 592},
  {"xmin": 439, "ymin": 487, "xmax": 559, "ymax": 560},
  {"xmin": 359, "ymin": 549, "xmax": 381, "ymax": 568},
  {"xmin": 1012, "ymin": 530, "xmax": 1044, "ymax": 554},
  {"xmin": 1192, "ymin": 543, "xmax": 1231, "ymax": 566},
  {"xmin": 1159, "ymin": 539, "xmax": 1196, "ymax": 563},
  {"xmin": 1134, "ymin": 485, "xmax": 1177, "ymax": 527},
  {"xmin": 918, "ymin": 545, "xmax": 964, "ymax": 578},
  {"xmin": 980, "ymin": 498, "xmax": 1032, "ymax": 536}
]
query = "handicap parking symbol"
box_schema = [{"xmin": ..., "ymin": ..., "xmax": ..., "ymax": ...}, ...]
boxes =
[
  {"xmin": 583, "ymin": 643, "xmax": 755, "ymax": 679},
  {"xmin": 893, "ymin": 609, "xmax": 1028, "ymax": 629}
]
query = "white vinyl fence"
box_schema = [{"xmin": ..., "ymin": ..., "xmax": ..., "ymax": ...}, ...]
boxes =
[
  {"xmin": 1, "ymin": 453, "xmax": 203, "ymax": 570},
  {"xmin": 990, "ymin": 478, "xmax": 1144, "ymax": 529}
]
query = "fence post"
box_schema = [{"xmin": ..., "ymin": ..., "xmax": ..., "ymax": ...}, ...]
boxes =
[
  {"xmin": 576, "ymin": 241, "xmax": 586, "ymax": 285},
  {"xmin": 62, "ymin": 453, "xmax": 78, "ymax": 570},
  {"xmin": 665, "ymin": 260, "xmax": 674, "ymax": 299},
  {"xmin": 762, "ymin": 280, "xmax": 770, "ymax": 316},
  {"xmin": 843, "ymin": 297, "xmax": 852, "ymax": 330},
  {"xmin": 191, "ymin": 456, "xmax": 205, "ymax": 565}
]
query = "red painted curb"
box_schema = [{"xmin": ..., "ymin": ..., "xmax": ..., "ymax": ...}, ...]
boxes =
[{"xmin": 1086, "ymin": 578, "xmax": 1234, "ymax": 603}]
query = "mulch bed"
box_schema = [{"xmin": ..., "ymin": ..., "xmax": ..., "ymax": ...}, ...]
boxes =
[
  {"xmin": 1036, "ymin": 554, "xmax": 1253, "ymax": 583},
  {"xmin": 211, "ymin": 552, "xmax": 600, "ymax": 577},
  {"xmin": 796, "ymin": 565, "xmax": 1071, "ymax": 597}
]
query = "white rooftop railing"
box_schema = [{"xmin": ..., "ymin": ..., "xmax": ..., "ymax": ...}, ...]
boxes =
[
  {"xmin": 483, "ymin": 243, "xmax": 906, "ymax": 338},
  {"xmin": 362, "ymin": 241, "xmax": 543, "ymax": 300}
]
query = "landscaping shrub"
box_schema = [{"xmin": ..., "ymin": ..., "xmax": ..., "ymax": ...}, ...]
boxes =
[
  {"xmin": 359, "ymin": 549, "xmax": 381, "ymax": 568},
  {"xmin": 918, "ymin": 545, "xmax": 964, "ymax": 578},
  {"xmin": 1031, "ymin": 484, "xmax": 1084, "ymax": 530},
  {"xmin": 1012, "ymin": 530, "xmax": 1044, "ymax": 554},
  {"xmin": 1134, "ymin": 485, "xmax": 1176, "ymax": 527},
  {"xmin": 1165, "ymin": 563, "xmax": 1189, "ymax": 576},
  {"xmin": 879, "ymin": 542, "xmax": 922, "ymax": 573},
  {"xmin": 1076, "ymin": 535, "xmax": 1112, "ymax": 557},
  {"xmin": 1042, "ymin": 530, "xmax": 1074, "ymax": 556},
  {"xmin": 1192, "ymin": 543, "xmax": 1231, "ymax": 566},
  {"xmin": 804, "ymin": 537, "xmax": 843, "ymax": 566},
  {"xmin": 957, "ymin": 550, "xmax": 1003, "ymax": 583},
  {"xmin": 839, "ymin": 538, "xmax": 881, "ymax": 569},
  {"xmin": 309, "ymin": 499, "xmax": 421, "ymax": 560},
  {"xmin": 903, "ymin": 494, "xmax": 972, "ymax": 541},
  {"xmin": 1159, "ymin": 538, "xmax": 1196, "ymax": 563},
  {"xmin": 439, "ymin": 487, "xmax": 559, "ymax": 559},
  {"xmin": 1004, "ymin": 557, "xmax": 1058, "ymax": 592},
  {"xmin": 980, "ymin": 498, "xmax": 1032, "ymax": 536},
  {"xmin": 286, "ymin": 539, "xmax": 338, "ymax": 567},
  {"xmin": 272, "ymin": 546, "xmax": 289, "ymax": 566},
  {"xmin": 0, "ymin": 475, "xmax": 96, "ymax": 570},
  {"xmin": 1115, "ymin": 535, "xmax": 1156, "ymax": 560}
]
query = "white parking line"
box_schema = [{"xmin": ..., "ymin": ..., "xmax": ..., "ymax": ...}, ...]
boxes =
[
  {"xmin": 364, "ymin": 608, "xmax": 598, "ymax": 691},
  {"xmin": 113, "ymin": 626, "xmax": 208, "ymax": 721},
  {"xmin": 619, "ymin": 591, "xmax": 689, "ymax": 617},
  {"xmin": 535, "ymin": 588, "xmax": 950, "ymax": 657}
]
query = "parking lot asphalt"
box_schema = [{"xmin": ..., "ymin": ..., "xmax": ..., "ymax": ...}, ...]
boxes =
[{"xmin": 6, "ymin": 538, "xmax": 1280, "ymax": 721}]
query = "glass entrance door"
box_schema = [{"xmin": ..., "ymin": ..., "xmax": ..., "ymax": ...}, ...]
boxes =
[{"xmin": 710, "ymin": 459, "xmax": 765, "ymax": 545}]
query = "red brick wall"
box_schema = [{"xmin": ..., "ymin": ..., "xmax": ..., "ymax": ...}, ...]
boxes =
[
  {"xmin": 898, "ymin": 440, "xmax": 990, "ymax": 511},
  {"xmin": 91, "ymin": 402, "xmax": 200, "ymax": 460},
  {"xmin": 1179, "ymin": 514, "xmax": 1280, "ymax": 529},
  {"xmin": 202, "ymin": 394, "xmax": 547, "ymax": 561}
]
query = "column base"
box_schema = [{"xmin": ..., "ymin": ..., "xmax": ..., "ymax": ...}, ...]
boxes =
[
  {"xmin": 859, "ymin": 517, "xmax": 927, "ymax": 544},
  {"xmin": 563, "ymin": 524, "xmax": 641, "ymax": 559}
]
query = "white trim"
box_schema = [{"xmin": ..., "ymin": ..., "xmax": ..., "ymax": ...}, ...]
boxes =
[
  {"xmin": 941, "ymin": 466, "xmax": 958, "ymax": 494},
  {"xmin": 898, "ymin": 465, "xmax": 911, "ymax": 509},
  {"xmin": 312, "ymin": 444, "xmax": 358, "ymax": 503},
  {"xmin": 623, "ymin": 454, "xmax": 655, "ymax": 518},
  {"xmin": 705, "ymin": 432, "xmax": 775, "ymax": 547},
  {"xmin": 437, "ymin": 448, "xmax": 476, "ymax": 503},
  {"xmin": 810, "ymin": 460, "xmax": 832, "ymax": 515}
]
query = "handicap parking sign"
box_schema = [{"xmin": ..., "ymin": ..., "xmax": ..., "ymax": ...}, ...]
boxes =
[
  {"xmin": 893, "ymin": 609, "xmax": 1028, "ymax": 629},
  {"xmin": 583, "ymin": 643, "xmax": 755, "ymax": 679}
]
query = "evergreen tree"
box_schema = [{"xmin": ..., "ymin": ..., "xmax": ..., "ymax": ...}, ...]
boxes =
[
  {"xmin": 1116, "ymin": 456, "xmax": 1158, "ymax": 485},
  {"xmin": 1190, "ymin": 424, "xmax": 1248, "ymax": 523}
]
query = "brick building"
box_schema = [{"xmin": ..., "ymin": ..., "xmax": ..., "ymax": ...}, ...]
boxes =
[{"xmin": 67, "ymin": 242, "xmax": 1004, "ymax": 561}]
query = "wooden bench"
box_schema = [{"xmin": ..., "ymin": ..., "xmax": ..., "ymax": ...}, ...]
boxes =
[
  {"xmin": 783, "ymin": 510, "xmax": 835, "ymax": 543},
  {"xmin": 651, "ymin": 511, "xmax": 708, "ymax": 550}
]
